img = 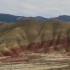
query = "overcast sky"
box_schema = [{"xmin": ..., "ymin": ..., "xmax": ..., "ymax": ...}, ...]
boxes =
[{"xmin": 0, "ymin": 0, "xmax": 70, "ymax": 18}]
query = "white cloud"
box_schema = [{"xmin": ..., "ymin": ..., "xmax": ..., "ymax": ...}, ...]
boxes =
[{"xmin": 0, "ymin": 0, "xmax": 70, "ymax": 17}]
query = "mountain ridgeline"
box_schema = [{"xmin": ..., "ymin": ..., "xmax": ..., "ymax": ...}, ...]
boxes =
[
  {"xmin": 0, "ymin": 14, "xmax": 47, "ymax": 23},
  {"xmin": 0, "ymin": 19, "xmax": 70, "ymax": 57},
  {"xmin": 0, "ymin": 14, "xmax": 70, "ymax": 23}
]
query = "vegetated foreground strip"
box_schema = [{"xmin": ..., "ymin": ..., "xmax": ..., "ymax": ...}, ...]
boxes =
[
  {"xmin": 0, "ymin": 63, "xmax": 69, "ymax": 70},
  {"xmin": 0, "ymin": 54, "xmax": 70, "ymax": 70}
]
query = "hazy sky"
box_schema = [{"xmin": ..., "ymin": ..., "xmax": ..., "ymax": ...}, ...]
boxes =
[{"xmin": 0, "ymin": 0, "xmax": 70, "ymax": 18}]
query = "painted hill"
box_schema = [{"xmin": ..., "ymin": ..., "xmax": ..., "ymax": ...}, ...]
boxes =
[{"xmin": 0, "ymin": 19, "xmax": 70, "ymax": 57}]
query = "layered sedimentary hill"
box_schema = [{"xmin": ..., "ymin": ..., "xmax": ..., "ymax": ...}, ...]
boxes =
[{"xmin": 0, "ymin": 19, "xmax": 70, "ymax": 57}]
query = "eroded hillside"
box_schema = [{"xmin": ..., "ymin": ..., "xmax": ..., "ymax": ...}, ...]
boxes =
[{"xmin": 0, "ymin": 19, "xmax": 70, "ymax": 57}]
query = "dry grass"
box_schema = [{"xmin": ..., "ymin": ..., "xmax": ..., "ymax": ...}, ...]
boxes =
[{"xmin": 0, "ymin": 53, "xmax": 70, "ymax": 70}]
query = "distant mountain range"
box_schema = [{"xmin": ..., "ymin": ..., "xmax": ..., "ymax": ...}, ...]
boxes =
[
  {"xmin": 0, "ymin": 14, "xmax": 47, "ymax": 23},
  {"xmin": 0, "ymin": 14, "xmax": 70, "ymax": 23},
  {"xmin": 54, "ymin": 15, "xmax": 70, "ymax": 22},
  {"xmin": 0, "ymin": 14, "xmax": 19, "ymax": 23}
]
